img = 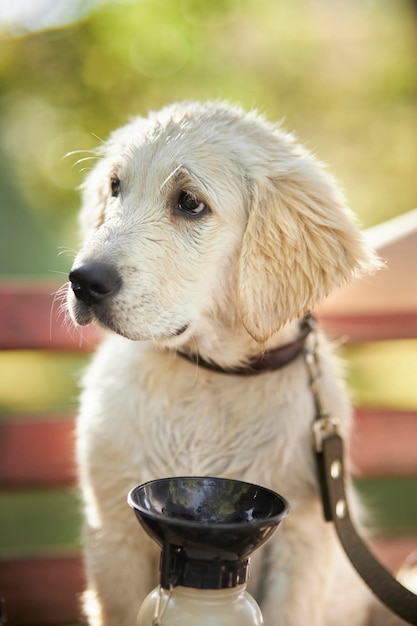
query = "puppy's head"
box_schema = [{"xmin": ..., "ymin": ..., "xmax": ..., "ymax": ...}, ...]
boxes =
[{"xmin": 68, "ymin": 101, "xmax": 378, "ymax": 346}]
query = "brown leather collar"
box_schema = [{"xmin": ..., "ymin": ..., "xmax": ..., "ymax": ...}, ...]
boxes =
[{"xmin": 177, "ymin": 314, "xmax": 315, "ymax": 376}]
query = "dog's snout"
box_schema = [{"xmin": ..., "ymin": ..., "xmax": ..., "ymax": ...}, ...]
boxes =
[{"xmin": 69, "ymin": 262, "xmax": 122, "ymax": 305}]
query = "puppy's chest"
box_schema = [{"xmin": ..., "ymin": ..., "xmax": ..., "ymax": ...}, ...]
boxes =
[{"xmin": 136, "ymin": 371, "xmax": 298, "ymax": 484}]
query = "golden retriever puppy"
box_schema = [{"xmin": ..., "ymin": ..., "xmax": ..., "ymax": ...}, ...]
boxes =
[{"xmin": 68, "ymin": 101, "xmax": 379, "ymax": 626}]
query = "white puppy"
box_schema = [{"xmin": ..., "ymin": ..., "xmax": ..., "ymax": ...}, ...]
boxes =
[{"xmin": 68, "ymin": 101, "xmax": 380, "ymax": 626}]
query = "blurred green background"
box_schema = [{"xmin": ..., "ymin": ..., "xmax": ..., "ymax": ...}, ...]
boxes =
[
  {"xmin": 0, "ymin": 0, "xmax": 416, "ymax": 564},
  {"xmin": 1, "ymin": 0, "xmax": 417, "ymax": 277}
]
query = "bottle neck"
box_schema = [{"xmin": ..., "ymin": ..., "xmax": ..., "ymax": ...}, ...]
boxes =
[
  {"xmin": 160, "ymin": 546, "xmax": 249, "ymax": 590},
  {"xmin": 167, "ymin": 584, "xmax": 248, "ymax": 600}
]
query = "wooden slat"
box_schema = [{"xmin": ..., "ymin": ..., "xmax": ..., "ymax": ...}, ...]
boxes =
[
  {"xmin": 1, "ymin": 409, "xmax": 415, "ymax": 488},
  {"xmin": 318, "ymin": 311, "xmax": 417, "ymax": 343},
  {"xmin": 0, "ymin": 283, "xmax": 101, "ymax": 351},
  {"xmin": 0, "ymin": 418, "xmax": 76, "ymax": 488},
  {"xmin": 0, "ymin": 538, "xmax": 415, "ymax": 625},
  {"xmin": 1, "ymin": 282, "xmax": 416, "ymax": 626},
  {"xmin": 351, "ymin": 408, "xmax": 417, "ymax": 478},
  {"xmin": 0, "ymin": 554, "xmax": 85, "ymax": 626},
  {"xmin": 1, "ymin": 283, "xmax": 417, "ymax": 350}
]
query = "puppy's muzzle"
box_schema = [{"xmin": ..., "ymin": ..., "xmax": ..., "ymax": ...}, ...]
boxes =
[{"xmin": 69, "ymin": 262, "xmax": 122, "ymax": 306}]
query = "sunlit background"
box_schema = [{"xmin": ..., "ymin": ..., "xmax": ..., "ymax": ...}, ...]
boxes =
[
  {"xmin": 1, "ymin": 0, "xmax": 416, "ymax": 276},
  {"xmin": 0, "ymin": 0, "xmax": 416, "ymax": 563}
]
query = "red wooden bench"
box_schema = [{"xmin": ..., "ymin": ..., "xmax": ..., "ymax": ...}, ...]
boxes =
[{"xmin": 1, "ymin": 211, "xmax": 416, "ymax": 624}]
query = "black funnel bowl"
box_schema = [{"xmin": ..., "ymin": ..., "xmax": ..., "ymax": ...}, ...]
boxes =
[{"xmin": 128, "ymin": 476, "xmax": 288, "ymax": 590}]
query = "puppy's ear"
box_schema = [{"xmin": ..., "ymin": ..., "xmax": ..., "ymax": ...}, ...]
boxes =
[{"xmin": 238, "ymin": 163, "xmax": 379, "ymax": 343}]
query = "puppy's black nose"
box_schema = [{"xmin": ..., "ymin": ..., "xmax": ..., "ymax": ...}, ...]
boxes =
[{"xmin": 69, "ymin": 262, "xmax": 122, "ymax": 305}]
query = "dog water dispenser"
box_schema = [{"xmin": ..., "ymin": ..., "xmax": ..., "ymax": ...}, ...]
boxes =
[{"xmin": 128, "ymin": 476, "xmax": 289, "ymax": 625}]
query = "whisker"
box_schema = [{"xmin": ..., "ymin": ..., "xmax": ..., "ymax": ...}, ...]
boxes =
[
  {"xmin": 91, "ymin": 132, "xmax": 105, "ymax": 144},
  {"xmin": 56, "ymin": 246, "xmax": 77, "ymax": 259},
  {"xmin": 160, "ymin": 164, "xmax": 184, "ymax": 191},
  {"xmin": 50, "ymin": 283, "xmax": 70, "ymax": 342},
  {"xmin": 72, "ymin": 156, "xmax": 101, "ymax": 169},
  {"xmin": 49, "ymin": 270, "xmax": 70, "ymax": 277},
  {"xmin": 63, "ymin": 149, "xmax": 99, "ymax": 160},
  {"xmin": 50, "ymin": 283, "xmax": 85, "ymax": 347},
  {"xmin": 62, "ymin": 148, "xmax": 103, "ymax": 176}
]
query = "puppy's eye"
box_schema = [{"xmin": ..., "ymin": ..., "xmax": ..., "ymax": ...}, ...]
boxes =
[
  {"xmin": 110, "ymin": 176, "xmax": 121, "ymax": 198},
  {"xmin": 177, "ymin": 190, "xmax": 207, "ymax": 217}
]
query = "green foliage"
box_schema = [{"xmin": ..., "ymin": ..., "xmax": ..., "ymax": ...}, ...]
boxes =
[
  {"xmin": 0, "ymin": 489, "xmax": 81, "ymax": 553},
  {"xmin": 355, "ymin": 477, "xmax": 417, "ymax": 534},
  {"xmin": 0, "ymin": 0, "xmax": 416, "ymax": 275}
]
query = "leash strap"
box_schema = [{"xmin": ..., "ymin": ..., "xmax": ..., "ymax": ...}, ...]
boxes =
[
  {"xmin": 317, "ymin": 431, "xmax": 417, "ymax": 625},
  {"xmin": 305, "ymin": 334, "xmax": 417, "ymax": 625}
]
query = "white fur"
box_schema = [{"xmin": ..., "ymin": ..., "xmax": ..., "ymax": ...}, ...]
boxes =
[{"xmin": 68, "ymin": 101, "xmax": 382, "ymax": 625}]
